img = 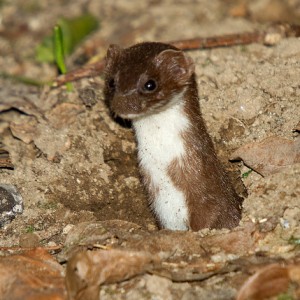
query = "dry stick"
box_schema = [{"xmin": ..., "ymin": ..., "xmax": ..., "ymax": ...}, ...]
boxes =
[
  {"xmin": 170, "ymin": 24, "xmax": 300, "ymax": 50},
  {"xmin": 54, "ymin": 23, "xmax": 300, "ymax": 87},
  {"xmin": 54, "ymin": 59, "xmax": 105, "ymax": 87},
  {"xmin": 170, "ymin": 31, "xmax": 263, "ymax": 50}
]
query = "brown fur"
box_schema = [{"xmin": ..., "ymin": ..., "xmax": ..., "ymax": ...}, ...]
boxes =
[
  {"xmin": 104, "ymin": 42, "xmax": 243, "ymax": 230},
  {"xmin": 167, "ymin": 75, "xmax": 242, "ymax": 230},
  {"xmin": 104, "ymin": 43, "xmax": 193, "ymax": 118}
]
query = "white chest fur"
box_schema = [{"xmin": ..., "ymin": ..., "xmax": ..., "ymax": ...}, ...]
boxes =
[{"xmin": 133, "ymin": 96, "xmax": 190, "ymax": 230}]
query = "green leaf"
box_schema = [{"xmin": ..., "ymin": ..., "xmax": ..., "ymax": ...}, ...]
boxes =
[
  {"xmin": 53, "ymin": 25, "xmax": 66, "ymax": 74},
  {"xmin": 242, "ymin": 169, "xmax": 253, "ymax": 179},
  {"xmin": 36, "ymin": 14, "xmax": 99, "ymax": 63},
  {"xmin": 53, "ymin": 25, "xmax": 73, "ymax": 91}
]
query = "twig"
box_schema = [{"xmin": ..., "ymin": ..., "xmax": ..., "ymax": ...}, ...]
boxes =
[
  {"xmin": 53, "ymin": 23, "xmax": 300, "ymax": 87},
  {"xmin": 54, "ymin": 60, "xmax": 105, "ymax": 87},
  {"xmin": 170, "ymin": 24, "xmax": 300, "ymax": 50},
  {"xmin": 170, "ymin": 31, "xmax": 263, "ymax": 50}
]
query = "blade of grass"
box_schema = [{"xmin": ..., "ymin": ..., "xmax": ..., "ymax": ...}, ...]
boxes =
[
  {"xmin": 36, "ymin": 14, "xmax": 99, "ymax": 63},
  {"xmin": 53, "ymin": 25, "xmax": 73, "ymax": 91},
  {"xmin": 242, "ymin": 169, "xmax": 253, "ymax": 179}
]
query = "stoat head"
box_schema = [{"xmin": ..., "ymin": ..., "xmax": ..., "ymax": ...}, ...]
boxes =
[{"xmin": 104, "ymin": 42, "xmax": 195, "ymax": 119}]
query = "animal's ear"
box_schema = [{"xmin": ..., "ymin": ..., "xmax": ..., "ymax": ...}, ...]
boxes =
[
  {"xmin": 154, "ymin": 49, "xmax": 195, "ymax": 85},
  {"xmin": 105, "ymin": 44, "xmax": 122, "ymax": 69}
]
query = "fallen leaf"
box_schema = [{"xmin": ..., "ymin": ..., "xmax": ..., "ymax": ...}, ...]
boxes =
[
  {"xmin": 10, "ymin": 117, "xmax": 39, "ymax": 144},
  {"xmin": 230, "ymin": 136, "xmax": 300, "ymax": 176},
  {"xmin": 0, "ymin": 248, "xmax": 66, "ymax": 300},
  {"xmin": 236, "ymin": 262, "xmax": 300, "ymax": 300},
  {"xmin": 0, "ymin": 144, "xmax": 13, "ymax": 168},
  {"xmin": 66, "ymin": 249, "xmax": 159, "ymax": 300},
  {"xmin": 9, "ymin": 117, "xmax": 71, "ymax": 161},
  {"xmin": 1, "ymin": 89, "xmax": 73, "ymax": 160},
  {"xmin": 0, "ymin": 156, "xmax": 13, "ymax": 168},
  {"xmin": 0, "ymin": 93, "xmax": 43, "ymax": 120}
]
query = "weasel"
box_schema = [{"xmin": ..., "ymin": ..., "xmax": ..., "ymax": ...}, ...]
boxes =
[{"xmin": 104, "ymin": 42, "xmax": 242, "ymax": 231}]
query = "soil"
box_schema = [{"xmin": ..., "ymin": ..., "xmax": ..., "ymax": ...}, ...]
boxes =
[{"xmin": 0, "ymin": 0, "xmax": 299, "ymax": 299}]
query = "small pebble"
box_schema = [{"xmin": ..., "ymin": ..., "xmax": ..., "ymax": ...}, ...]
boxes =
[
  {"xmin": 79, "ymin": 87, "xmax": 97, "ymax": 107},
  {"xmin": 0, "ymin": 184, "xmax": 24, "ymax": 227},
  {"xmin": 63, "ymin": 224, "xmax": 75, "ymax": 234}
]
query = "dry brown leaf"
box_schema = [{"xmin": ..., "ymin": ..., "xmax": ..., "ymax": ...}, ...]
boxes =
[
  {"xmin": 0, "ymin": 96, "xmax": 43, "ymax": 120},
  {"xmin": 1, "ymin": 92, "xmax": 81, "ymax": 160},
  {"xmin": 0, "ymin": 145, "xmax": 13, "ymax": 168},
  {"xmin": 0, "ymin": 248, "xmax": 66, "ymax": 300},
  {"xmin": 236, "ymin": 264, "xmax": 289, "ymax": 300},
  {"xmin": 0, "ymin": 156, "xmax": 13, "ymax": 168},
  {"xmin": 230, "ymin": 136, "xmax": 300, "ymax": 176},
  {"xmin": 237, "ymin": 262, "xmax": 300, "ymax": 300},
  {"xmin": 9, "ymin": 117, "xmax": 71, "ymax": 161},
  {"xmin": 66, "ymin": 249, "xmax": 159, "ymax": 300},
  {"xmin": 10, "ymin": 117, "xmax": 39, "ymax": 144}
]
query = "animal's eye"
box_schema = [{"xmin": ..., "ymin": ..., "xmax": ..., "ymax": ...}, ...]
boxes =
[
  {"xmin": 108, "ymin": 78, "xmax": 115, "ymax": 89},
  {"xmin": 144, "ymin": 79, "xmax": 157, "ymax": 92}
]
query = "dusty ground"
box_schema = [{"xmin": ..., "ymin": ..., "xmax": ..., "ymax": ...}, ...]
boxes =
[{"xmin": 0, "ymin": 0, "xmax": 299, "ymax": 299}]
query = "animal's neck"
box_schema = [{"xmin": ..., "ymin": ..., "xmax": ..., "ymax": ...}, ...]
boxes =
[
  {"xmin": 132, "ymin": 89, "xmax": 189, "ymax": 148},
  {"xmin": 182, "ymin": 78, "xmax": 215, "ymax": 149},
  {"xmin": 132, "ymin": 89, "xmax": 191, "ymax": 230},
  {"xmin": 132, "ymin": 88, "xmax": 193, "ymax": 171}
]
